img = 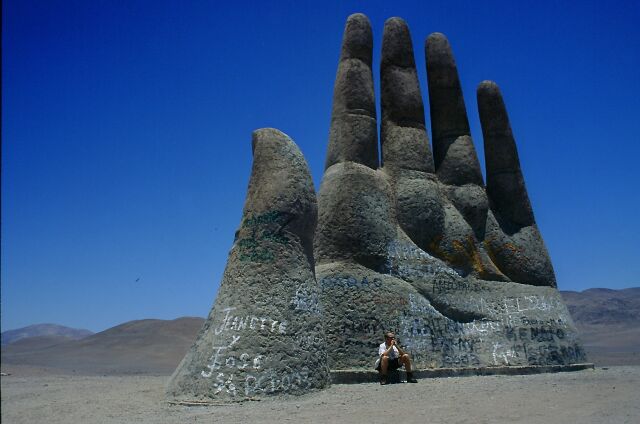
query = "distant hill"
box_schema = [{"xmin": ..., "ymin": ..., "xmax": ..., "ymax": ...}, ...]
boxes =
[
  {"xmin": 1, "ymin": 324, "xmax": 93, "ymax": 346},
  {"xmin": 560, "ymin": 288, "xmax": 640, "ymax": 366},
  {"xmin": 4, "ymin": 335, "xmax": 80, "ymax": 351},
  {"xmin": 1, "ymin": 317, "xmax": 204, "ymax": 375},
  {"xmin": 561, "ymin": 287, "xmax": 640, "ymax": 325}
]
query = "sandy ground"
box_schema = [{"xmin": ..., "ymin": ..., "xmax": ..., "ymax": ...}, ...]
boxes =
[{"xmin": 2, "ymin": 365, "xmax": 639, "ymax": 424}]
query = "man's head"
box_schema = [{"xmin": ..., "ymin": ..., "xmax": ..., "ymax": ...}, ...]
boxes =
[{"xmin": 384, "ymin": 332, "xmax": 395, "ymax": 342}]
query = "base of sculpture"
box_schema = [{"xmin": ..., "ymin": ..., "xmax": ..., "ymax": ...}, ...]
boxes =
[
  {"xmin": 330, "ymin": 363, "xmax": 595, "ymax": 384},
  {"xmin": 167, "ymin": 363, "xmax": 595, "ymax": 404}
]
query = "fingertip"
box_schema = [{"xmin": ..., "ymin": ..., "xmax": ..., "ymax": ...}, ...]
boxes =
[
  {"xmin": 477, "ymin": 80, "xmax": 501, "ymax": 96},
  {"xmin": 252, "ymin": 127, "xmax": 290, "ymax": 142},
  {"xmin": 477, "ymin": 81, "xmax": 509, "ymax": 134},
  {"xmin": 341, "ymin": 13, "xmax": 373, "ymax": 63},
  {"xmin": 247, "ymin": 128, "xmax": 316, "ymax": 222},
  {"xmin": 426, "ymin": 32, "xmax": 455, "ymax": 70},
  {"xmin": 251, "ymin": 127, "xmax": 292, "ymax": 156},
  {"xmin": 385, "ymin": 16, "xmax": 407, "ymax": 25},
  {"xmin": 427, "ymin": 32, "xmax": 447, "ymax": 42},
  {"xmin": 382, "ymin": 17, "xmax": 413, "ymax": 68},
  {"xmin": 347, "ymin": 12, "xmax": 369, "ymax": 23},
  {"xmin": 383, "ymin": 17, "xmax": 410, "ymax": 41},
  {"xmin": 426, "ymin": 32, "xmax": 449, "ymax": 51},
  {"xmin": 383, "ymin": 16, "xmax": 409, "ymax": 37}
]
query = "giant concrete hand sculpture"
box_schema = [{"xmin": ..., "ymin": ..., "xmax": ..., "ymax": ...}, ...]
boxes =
[
  {"xmin": 169, "ymin": 14, "xmax": 586, "ymax": 403},
  {"xmin": 167, "ymin": 129, "xmax": 330, "ymax": 403},
  {"xmin": 316, "ymin": 14, "xmax": 586, "ymax": 370}
]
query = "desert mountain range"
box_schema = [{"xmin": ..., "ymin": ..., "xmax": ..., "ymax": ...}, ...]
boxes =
[
  {"xmin": 1, "ymin": 323, "xmax": 93, "ymax": 346},
  {"xmin": 2, "ymin": 288, "xmax": 638, "ymax": 375},
  {"xmin": 561, "ymin": 288, "xmax": 640, "ymax": 366}
]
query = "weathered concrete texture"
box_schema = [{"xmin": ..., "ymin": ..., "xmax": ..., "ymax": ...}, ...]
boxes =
[
  {"xmin": 171, "ymin": 14, "xmax": 582, "ymax": 397},
  {"xmin": 425, "ymin": 33, "xmax": 483, "ymax": 186},
  {"xmin": 167, "ymin": 129, "xmax": 329, "ymax": 402},
  {"xmin": 314, "ymin": 162, "xmax": 396, "ymax": 271},
  {"xmin": 380, "ymin": 18, "xmax": 434, "ymax": 173},
  {"xmin": 484, "ymin": 210, "xmax": 556, "ymax": 287},
  {"xmin": 478, "ymin": 81, "xmax": 534, "ymax": 228},
  {"xmin": 314, "ymin": 15, "xmax": 583, "ymax": 374},
  {"xmin": 325, "ymin": 13, "xmax": 378, "ymax": 170},
  {"xmin": 392, "ymin": 169, "xmax": 444, "ymax": 254},
  {"xmin": 478, "ymin": 81, "xmax": 556, "ymax": 287},
  {"xmin": 316, "ymin": 238, "xmax": 585, "ymax": 371}
]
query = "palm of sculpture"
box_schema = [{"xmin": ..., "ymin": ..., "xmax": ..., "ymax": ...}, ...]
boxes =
[{"xmin": 315, "ymin": 14, "xmax": 584, "ymax": 369}]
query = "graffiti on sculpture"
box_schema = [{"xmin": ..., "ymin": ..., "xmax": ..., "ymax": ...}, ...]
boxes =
[{"xmin": 238, "ymin": 211, "xmax": 291, "ymax": 262}]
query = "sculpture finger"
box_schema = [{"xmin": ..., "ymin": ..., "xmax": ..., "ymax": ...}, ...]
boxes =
[
  {"xmin": 167, "ymin": 129, "xmax": 329, "ymax": 402},
  {"xmin": 425, "ymin": 33, "xmax": 483, "ymax": 186},
  {"xmin": 380, "ymin": 17, "xmax": 434, "ymax": 172},
  {"xmin": 477, "ymin": 83, "xmax": 557, "ymax": 287},
  {"xmin": 324, "ymin": 13, "xmax": 378, "ymax": 170},
  {"xmin": 477, "ymin": 81, "xmax": 534, "ymax": 227},
  {"xmin": 241, "ymin": 129, "xmax": 318, "ymax": 266}
]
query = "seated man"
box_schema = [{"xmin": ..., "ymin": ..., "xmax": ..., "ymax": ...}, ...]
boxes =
[{"xmin": 375, "ymin": 332, "xmax": 418, "ymax": 384}]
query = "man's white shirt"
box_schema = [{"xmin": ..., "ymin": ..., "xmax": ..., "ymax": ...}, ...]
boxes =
[
  {"xmin": 378, "ymin": 342, "xmax": 399, "ymax": 359},
  {"xmin": 375, "ymin": 342, "xmax": 399, "ymax": 368}
]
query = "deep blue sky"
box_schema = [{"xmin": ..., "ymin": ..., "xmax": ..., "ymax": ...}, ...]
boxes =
[{"xmin": 3, "ymin": 0, "xmax": 639, "ymax": 332}]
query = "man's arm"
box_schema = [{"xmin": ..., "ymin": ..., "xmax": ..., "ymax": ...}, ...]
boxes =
[
  {"xmin": 379, "ymin": 343, "xmax": 387, "ymax": 357},
  {"xmin": 380, "ymin": 343, "xmax": 395, "ymax": 357},
  {"xmin": 393, "ymin": 340, "xmax": 405, "ymax": 356}
]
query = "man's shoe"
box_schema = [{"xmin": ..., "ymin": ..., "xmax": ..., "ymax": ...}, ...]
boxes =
[
  {"xmin": 380, "ymin": 376, "xmax": 388, "ymax": 385},
  {"xmin": 406, "ymin": 372, "xmax": 418, "ymax": 383}
]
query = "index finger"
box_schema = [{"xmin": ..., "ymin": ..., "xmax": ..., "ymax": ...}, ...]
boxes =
[
  {"xmin": 380, "ymin": 17, "xmax": 434, "ymax": 172},
  {"xmin": 325, "ymin": 14, "xmax": 378, "ymax": 170},
  {"xmin": 426, "ymin": 33, "xmax": 483, "ymax": 186}
]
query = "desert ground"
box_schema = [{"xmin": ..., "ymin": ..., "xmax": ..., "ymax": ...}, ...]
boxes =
[
  {"xmin": 2, "ymin": 364, "xmax": 639, "ymax": 424},
  {"xmin": 3, "ymin": 289, "xmax": 638, "ymax": 423}
]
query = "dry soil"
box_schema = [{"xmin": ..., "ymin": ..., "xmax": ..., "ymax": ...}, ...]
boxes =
[{"xmin": 2, "ymin": 365, "xmax": 638, "ymax": 424}]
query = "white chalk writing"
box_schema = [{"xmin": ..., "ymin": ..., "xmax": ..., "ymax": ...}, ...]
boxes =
[
  {"xmin": 291, "ymin": 286, "xmax": 321, "ymax": 314},
  {"xmin": 214, "ymin": 307, "xmax": 287, "ymax": 335}
]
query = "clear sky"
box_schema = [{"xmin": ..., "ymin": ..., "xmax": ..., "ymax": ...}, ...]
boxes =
[{"xmin": 2, "ymin": 0, "xmax": 639, "ymax": 332}]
